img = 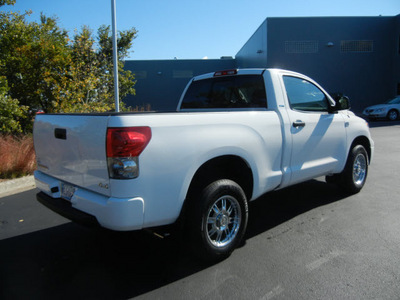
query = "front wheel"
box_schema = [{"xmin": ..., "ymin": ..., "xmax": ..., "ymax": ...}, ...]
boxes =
[
  {"xmin": 187, "ymin": 179, "xmax": 248, "ymax": 262},
  {"xmin": 338, "ymin": 145, "xmax": 369, "ymax": 194}
]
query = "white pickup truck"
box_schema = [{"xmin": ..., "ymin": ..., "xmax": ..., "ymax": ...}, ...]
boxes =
[{"xmin": 34, "ymin": 68, "xmax": 373, "ymax": 260}]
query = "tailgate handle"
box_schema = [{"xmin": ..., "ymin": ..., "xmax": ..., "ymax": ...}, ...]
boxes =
[{"xmin": 54, "ymin": 128, "xmax": 67, "ymax": 140}]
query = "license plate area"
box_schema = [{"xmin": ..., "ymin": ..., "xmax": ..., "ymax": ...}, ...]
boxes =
[{"xmin": 61, "ymin": 183, "xmax": 76, "ymax": 201}]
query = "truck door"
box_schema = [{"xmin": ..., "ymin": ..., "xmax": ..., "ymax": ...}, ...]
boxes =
[{"xmin": 282, "ymin": 75, "xmax": 347, "ymax": 185}]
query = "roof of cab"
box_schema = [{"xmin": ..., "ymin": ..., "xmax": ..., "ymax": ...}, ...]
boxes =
[{"xmin": 192, "ymin": 68, "xmax": 266, "ymax": 81}]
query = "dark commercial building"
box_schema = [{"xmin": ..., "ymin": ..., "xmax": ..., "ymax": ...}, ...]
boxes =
[{"xmin": 124, "ymin": 15, "xmax": 400, "ymax": 112}]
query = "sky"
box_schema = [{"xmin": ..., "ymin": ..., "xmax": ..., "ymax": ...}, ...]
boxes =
[{"xmin": 1, "ymin": 0, "xmax": 399, "ymax": 60}]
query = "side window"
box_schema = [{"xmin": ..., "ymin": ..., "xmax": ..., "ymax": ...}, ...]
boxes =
[
  {"xmin": 283, "ymin": 76, "xmax": 329, "ymax": 112},
  {"xmin": 181, "ymin": 75, "xmax": 267, "ymax": 109}
]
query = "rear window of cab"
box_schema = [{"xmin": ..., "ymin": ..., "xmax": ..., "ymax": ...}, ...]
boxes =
[{"xmin": 181, "ymin": 75, "xmax": 267, "ymax": 109}]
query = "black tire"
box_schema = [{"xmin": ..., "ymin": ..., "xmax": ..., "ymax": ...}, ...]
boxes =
[
  {"xmin": 187, "ymin": 179, "xmax": 248, "ymax": 262},
  {"xmin": 338, "ymin": 145, "xmax": 368, "ymax": 194},
  {"xmin": 387, "ymin": 109, "xmax": 399, "ymax": 121}
]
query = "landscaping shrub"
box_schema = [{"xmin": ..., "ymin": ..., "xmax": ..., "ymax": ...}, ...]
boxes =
[{"xmin": 0, "ymin": 134, "xmax": 36, "ymax": 179}]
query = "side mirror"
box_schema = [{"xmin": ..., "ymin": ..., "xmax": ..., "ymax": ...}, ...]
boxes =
[
  {"xmin": 330, "ymin": 93, "xmax": 351, "ymax": 111},
  {"xmin": 337, "ymin": 96, "xmax": 350, "ymax": 110}
]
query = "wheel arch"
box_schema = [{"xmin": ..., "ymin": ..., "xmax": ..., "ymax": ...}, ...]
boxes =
[
  {"xmin": 350, "ymin": 136, "xmax": 372, "ymax": 164},
  {"xmin": 186, "ymin": 155, "xmax": 254, "ymax": 202}
]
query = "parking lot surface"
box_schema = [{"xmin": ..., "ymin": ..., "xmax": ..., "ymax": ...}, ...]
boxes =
[{"xmin": 1, "ymin": 121, "xmax": 400, "ymax": 299}]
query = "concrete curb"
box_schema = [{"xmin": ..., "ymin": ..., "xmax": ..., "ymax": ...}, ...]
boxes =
[{"xmin": 0, "ymin": 176, "xmax": 36, "ymax": 197}]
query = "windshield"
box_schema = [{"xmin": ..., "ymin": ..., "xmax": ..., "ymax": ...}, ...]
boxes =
[{"xmin": 385, "ymin": 97, "xmax": 400, "ymax": 104}]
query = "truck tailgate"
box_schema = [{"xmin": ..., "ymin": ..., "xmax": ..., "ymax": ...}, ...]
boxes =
[{"xmin": 33, "ymin": 114, "xmax": 111, "ymax": 197}]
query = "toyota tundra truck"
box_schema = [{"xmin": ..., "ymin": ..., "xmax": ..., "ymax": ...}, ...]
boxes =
[{"xmin": 33, "ymin": 68, "xmax": 374, "ymax": 260}]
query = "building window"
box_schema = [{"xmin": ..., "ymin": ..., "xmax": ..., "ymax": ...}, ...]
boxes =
[
  {"xmin": 173, "ymin": 70, "xmax": 193, "ymax": 79},
  {"xmin": 340, "ymin": 40, "xmax": 374, "ymax": 53},
  {"xmin": 285, "ymin": 41, "xmax": 319, "ymax": 53},
  {"xmin": 133, "ymin": 71, "xmax": 147, "ymax": 79}
]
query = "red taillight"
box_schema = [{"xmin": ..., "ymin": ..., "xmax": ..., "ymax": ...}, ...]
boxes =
[
  {"xmin": 106, "ymin": 127, "xmax": 152, "ymax": 157},
  {"xmin": 214, "ymin": 69, "xmax": 237, "ymax": 77}
]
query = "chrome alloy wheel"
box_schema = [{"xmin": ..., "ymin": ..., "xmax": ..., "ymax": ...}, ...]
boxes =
[
  {"xmin": 206, "ymin": 195, "xmax": 241, "ymax": 248},
  {"xmin": 352, "ymin": 153, "xmax": 367, "ymax": 186}
]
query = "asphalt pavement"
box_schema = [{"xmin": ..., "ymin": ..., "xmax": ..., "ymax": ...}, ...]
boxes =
[{"xmin": 1, "ymin": 121, "xmax": 400, "ymax": 300}]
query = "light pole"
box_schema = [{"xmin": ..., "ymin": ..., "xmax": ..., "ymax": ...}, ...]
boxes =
[{"xmin": 111, "ymin": 0, "xmax": 119, "ymax": 112}]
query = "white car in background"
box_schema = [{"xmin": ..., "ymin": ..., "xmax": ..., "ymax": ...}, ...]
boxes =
[{"xmin": 363, "ymin": 96, "xmax": 400, "ymax": 121}]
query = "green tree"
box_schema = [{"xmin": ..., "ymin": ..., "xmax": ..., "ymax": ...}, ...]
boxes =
[
  {"xmin": 0, "ymin": 0, "xmax": 16, "ymax": 6},
  {"xmin": 0, "ymin": 7, "xmax": 137, "ymax": 116},
  {"xmin": 0, "ymin": 77, "xmax": 27, "ymax": 133},
  {"xmin": 51, "ymin": 26, "xmax": 101, "ymax": 112},
  {"xmin": 0, "ymin": 11, "xmax": 71, "ymax": 113},
  {"xmin": 91, "ymin": 25, "xmax": 137, "ymax": 111},
  {"xmin": 54, "ymin": 25, "xmax": 137, "ymax": 113}
]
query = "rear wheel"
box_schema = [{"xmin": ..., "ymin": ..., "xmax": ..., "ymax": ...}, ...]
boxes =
[
  {"xmin": 387, "ymin": 109, "xmax": 399, "ymax": 121},
  {"xmin": 187, "ymin": 179, "xmax": 248, "ymax": 262}
]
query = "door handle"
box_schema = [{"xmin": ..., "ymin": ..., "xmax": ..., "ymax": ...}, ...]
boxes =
[{"xmin": 292, "ymin": 121, "xmax": 305, "ymax": 128}]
